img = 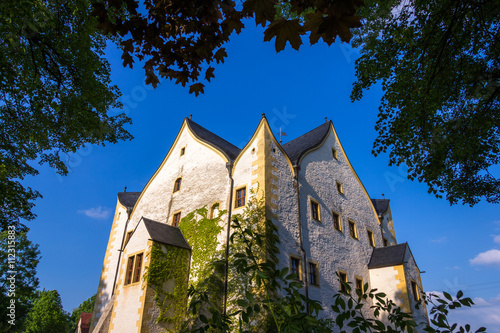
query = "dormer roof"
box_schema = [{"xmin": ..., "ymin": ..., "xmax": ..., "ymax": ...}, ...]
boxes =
[
  {"xmin": 371, "ymin": 199, "xmax": 390, "ymax": 216},
  {"xmin": 368, "ymin": 243, "xmax": 409, "ymax": 269},
  {"xmin": 282, "ymin": 121, "xmax": 331, "ymax": 166},
  {"xmin": 142, "ymin": 218, "xmax": 191, "ymax": 250}
]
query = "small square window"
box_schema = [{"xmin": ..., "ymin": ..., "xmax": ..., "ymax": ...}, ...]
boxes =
[
  {"xmin": 308, "ymin": 262, "xmax": 319, "ymax": 286},
  {"xmin": 332, "ymin": 148, "xmax": 338, "ymax": 160},
  {"xmin": 172, "ymin": 212, "xmax": 181, "ymax": 227},
  {"xmin": 290, "ymin": 256, "xmax": 301, "ymax": 280},
  {"xmin": 336, "ymin": 181, "xmax": 344, "ymax": 194},
  {"xmin": 339, "ymin": 271, "xmax": 348, "ymax": 294},
  {"xmin": 310, "ymin": 200, "xmax": 320, "ymax": 221},
  {"xmin": 173, "ymin": 178, "xmax": 182, "ymax": 192},
  {"xmin": 332, "ymin": 210, "xmax": 341, "ymax": 231},
  {"xmin": 235, "ymin": 187, "xmax": 246, "ymax": 208},
  {"xmin": 411, "ymin": 280, "xmax": 420, "ymax": 302},
  {"xmin": 383, "ymin": 237, "xmax": 389, "ymax": 247},
  {"xmin": 180, "ymin": 147, "xmax": 185, "ymax": 156},
  {"xmin": 367, "ymin": 230, "xmax": 375, "ymax": 247},
  {"xmin": 355, "ymin": 277, "xmax": 364, "ymax": 295},
  {"xmin": 348, "ymin": 220, "xmax": 358, "ymax": 239}
]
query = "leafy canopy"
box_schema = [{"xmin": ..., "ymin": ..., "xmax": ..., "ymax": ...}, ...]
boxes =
[
  {"xmin": 351, "ymin": 0, "xmax": 500, "ymax": 206},
  {"xmin": 91, "ymin": 0, "xmax": 363, "ymax": 96},
  {"xmin": 0, "ymin": 0, "xmax": 132, "ymax": 230},
  {"xmin": 24, "ymin": 290, "xmax": 69, "ymax": 333}
]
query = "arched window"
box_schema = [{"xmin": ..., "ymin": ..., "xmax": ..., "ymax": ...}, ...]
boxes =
[
  {"xmin": 173, "ymin": 178, "xmax": 182, "ymax": 192},
  {"xmin": 209, "ymin": 202, "xmax": 220, "ymax": 219}
]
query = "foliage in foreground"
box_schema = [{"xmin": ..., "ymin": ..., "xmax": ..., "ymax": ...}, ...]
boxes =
[
  {"xmin": 182, "ymin": 196, "xmax": 487, "ymax": 332},
  {"xmin": 23, "ymin": 290, "xmax": 69, "ymax": 333},
  {"xmin": 352, "ymin": 0, "xmax": 500, "ymax": 206}
]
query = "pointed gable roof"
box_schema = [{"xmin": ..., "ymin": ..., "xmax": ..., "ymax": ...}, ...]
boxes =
[
  {"xmin": 142, "ymin": 218, "xmax": 191, "ymax": 250},
  {"xmin": 118, "ymin": 192, "xmax": 141, "ymax": 209},
  {"xmin": 368, "ymin": 243, "xmax": 409, "ymax": 269},
  {"xmin": 282, "ymin": 121, "xmax": 331, "ymax": 166},
  {"xmin": 186, "ymin": 118, "xmax": 241, "ymax": 161}
]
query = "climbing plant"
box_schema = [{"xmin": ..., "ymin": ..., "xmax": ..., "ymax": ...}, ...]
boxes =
[{"xmin": 143, "ymin": 243, "xmax": 190, "ymax": 331}]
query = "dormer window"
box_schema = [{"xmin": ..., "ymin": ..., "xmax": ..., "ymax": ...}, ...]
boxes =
[
  {"xmin": 180, "ymin": 147, "xmax": 185, "ymax": 156},
  {"xmin": 173, "ymin": 178, "xmax": 182, "ymax": 192}
]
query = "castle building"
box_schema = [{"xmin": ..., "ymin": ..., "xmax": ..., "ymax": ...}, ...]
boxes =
[{"xmin": 90, "ymin": 116, "xmax": 428, "ymax": 332}]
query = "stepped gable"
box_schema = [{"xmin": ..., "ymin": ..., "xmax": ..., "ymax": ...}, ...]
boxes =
[
  {"xmin": 186, "ymin": 118, "xmax": 241, "ymax": 161},
  {"xmin": 371, "ymin": 199, "xmax": 390, "ymax": 216},
  {"xmin": 142, "ymin": 218, "xmax": 191, "ymax": 250},
  {"xmin": 282, "ymin": 121, "xmax": 331, "ymax": 166},
  {"xmin": 117, "ymin": 192, "xmax": 141, "ymax": 209},
  {"xmin": 368, "ymin": 243, "xmax": 409, "ymax": 269}
]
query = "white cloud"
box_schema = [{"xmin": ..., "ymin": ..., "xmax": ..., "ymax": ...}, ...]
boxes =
[
  {"xmin": 426, "ymin": 292, "xmax": 500, "ymax": 333},
  {"xmin": 470, "ymin": 249, "xmax": 500, "ymax": 268},
  {"xmin": 430, "ymin": 236, "xmax": 447, "ymax": 243},
  {"xmin": 494, "ymin": 235, "xmax": 500, "ymax": 244},
  {"xmin": 77, "ymin": 206, "xmax": 111, "ymax": 220}
]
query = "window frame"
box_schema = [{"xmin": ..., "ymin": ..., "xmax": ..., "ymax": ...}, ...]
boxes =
[
  {"xmin": 209, "ymin": 202, "xmax": 220, "ymax": 219},
  {"xmin": 123, "ymin": 230, "xmax": 133, "ymax": 249},
  {"xmin": 383, "ymin": 237, "xmax": 389, "ymax": 247},
  {"xmin": 308, "ymin": 260, "xmax": 320, "ymax": 287},
  {"xmin": 124, "ymin": 252, "xmax": 144, "ymax": 286},
  {"xmin": 411, "ymin": 279, "xmax": 420, "ymax": 302},
  {"xmin": 336, "ymin": 181, "xmax": 344, "ymax": 194},
  {"xmin": 172, "ymin": 211, "xmax": 182, "ymax": 227},
  {"xmin": 367, "ymin": 229, "xmax": 375, "ymax": 247},
  {"xmin": 332, "ymin": 210, "xmax": 341, "ymax": 232},
  {"xmin": 348, "ymin": 220, "xmax": 358, "ymax": 240},
  {"xmin": 355, "ymin": 276, "xmax": 364, "ymax": 296},
  {"xmin": 234, "ymin": 186, "xmax": 247, "ymax": 209},
  {"xmin": 310, "ymin": 199, "xmax": 321, "ymax": 222},
  {"xmin": 180, "ymin": 146, "xmax": 186, "ymax": 156},
  {"xmin": 332, "ymin": 148, "xmax": 338, "ymax": 160},
  {"xmin": 289, "ymin": 255, "xmax": 302, "ymax": 281},
  {"xmin": 338, "ymin": 270, "xmax": 348, "ymax": 294},
  {"xmin": 173, "ymin": 177, "xmax": 182, "ymax": 193}
]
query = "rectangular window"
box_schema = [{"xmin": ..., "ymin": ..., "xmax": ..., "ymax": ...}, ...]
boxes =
[
  {"xmin": 383, "ymin": 237, "xmax": 388, "ymax": 247},
  {"xmin": 339, "ymin": 271, "xmax": 348, "ymax": 294},
  {"xmin": 133, "ymin": 253, "xmax": 143, "ymax": 283},
  {"xmin": 235, "ymin": 187, "xmax": 246, "ymax": 208},
  {"xmin": 411, "ymin": 280, "xmax": 420, "ymax": 301},
  {"xmin": 180, "ymin": 147, "xmax": 185, "ymax": 156},
  {"xmin": 367, "ymin": 230, "xmax": 375, "ymax": 247},
  {"xmin": 355, "ymin": 277, "xmax": 364, "ymax": 295},
  {"xmin": 125, "ymin": 253, "xmax": 144, "ymax": 286},
  {"xmin": 172, "ymin": 212, "xmax": 181, "ymax": 227},
  {"xmin": 336, "ymin": 181, "xmax": 344, "ymax": 194},
  {"xmin": 125, "ymin": 256, "xmax": 134, "ymax": 285},
  {"xmin": 332, "ymin": 210, "xmax": 341, "ymax": 231},
  {"xmin": 173, "ymin": 178, "xmax": 182, "ymax": 192},
  {"xmin": 308, "ymin": 262, "xmax": 319, "ymax": 286},
  {"xmin": 290, "ymin": 256, "xmax": 301, "ymax": 280},
  {"xmin": 348, "ymin": 220, "xmax": 358, "ymax": 239},
  {"xmin": 310, "ymin": 200, "xmax": 320, "ymax": 221},
  {"xmin": 332, "ymin": 148, "xmax": 338, "ymax": 160},
  {"xmin": 124, "ymin": 231, "xmax": 133, "ymax": 248}
]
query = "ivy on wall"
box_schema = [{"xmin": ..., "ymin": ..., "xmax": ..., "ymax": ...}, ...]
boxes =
[{"xmin": 143, "ymin": 243, "xmax": 190, "ymax": 331}]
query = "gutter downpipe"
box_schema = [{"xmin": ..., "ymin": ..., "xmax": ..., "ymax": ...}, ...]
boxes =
[
  {"xmin": 293, "ymin": 165, "xmax": 309, "ymax": 313},
  {"xmin": 223, "ymin": 161, "xmax": 234, "ymax": 316}
]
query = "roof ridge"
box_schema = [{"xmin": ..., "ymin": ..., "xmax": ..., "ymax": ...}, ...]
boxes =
[{"xmin": 283, "ymin": 121, "xmax": 331, "ymax": 148}]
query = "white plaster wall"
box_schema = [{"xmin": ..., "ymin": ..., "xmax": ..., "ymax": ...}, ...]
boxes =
[
  {"xmin": 232, "ymin": 138, "xmax": 259, "ymax": 210},
  {"xmin": 369, "ymin": 266, "xmax": 401, "ymax": 305},
  {"xmin": 297, "ymin": 129, "xmax": 382, "ymax": 317},
  {"xmin": 129, "ymin": 126, "xmax": 231, "ymax": 232},
  {"xmin": 93, "ymin": 202, "xmax": 129, "ymax": 325},
  {"xmin": 110, "ymin": 221, "xmax": 150, "ymax": 333}
]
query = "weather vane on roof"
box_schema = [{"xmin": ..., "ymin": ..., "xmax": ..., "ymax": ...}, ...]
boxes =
[{"xmin": 274, "ymin": 128, "xmax": 287, "ymax": 144}]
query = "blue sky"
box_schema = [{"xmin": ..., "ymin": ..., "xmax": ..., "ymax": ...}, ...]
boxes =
[{"xmin": 24, "ymin": 21, "xmax": 500, "ymax": 329}]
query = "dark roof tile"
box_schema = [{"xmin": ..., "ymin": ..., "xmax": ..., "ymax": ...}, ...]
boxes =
[
  {"xmin": 117, "ymin": 192, "xmax": 141, "ymax": 209},
  {"xmin": 282, "ymin": 121, "xmax": 331, "ymax": 165},
  {"xmin": 186, "ymin": 118, "xmax": 241, "ymax": 161},
  {"xmin": 371, "ymin": 199, "xmax": 390, "ymax": 216},
  {"xmin": 142, "ymin": 218, "xmax": 191, "ymax": 250},
  {"xmin": 368, "ymin": 243, "xmax": 408, "ymax": 269}
]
